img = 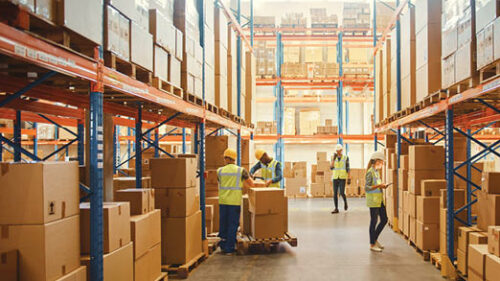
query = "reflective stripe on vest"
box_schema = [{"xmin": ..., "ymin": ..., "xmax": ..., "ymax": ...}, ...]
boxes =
[
  {"xmin": 333, "ymin": 155, "xmax": 348, "ymax": 179},
  {"xmin": 218, "ymin": 164, "xmax": 243, "ymax": 205},
  {"xmin": 261, "ymin": 159, "xmax": 280, "ymax": 188},
  {"xmin": 366, "ymin": 167, "xmax": 383, "ymax": 208}
]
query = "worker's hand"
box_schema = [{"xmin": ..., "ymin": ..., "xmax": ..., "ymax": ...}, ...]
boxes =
[
  {"xmin": 347, "ymin": 178, "xmax": 351, "ymax": 185},
  {"xmin": 381, "ymin": 184, "xmax": 389, "ymax": 189},
  {"xmin": 265, "ymin": 180, "xmax": 272, "ymax": 187}
]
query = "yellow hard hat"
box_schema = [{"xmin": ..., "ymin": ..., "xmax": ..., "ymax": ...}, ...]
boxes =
[
  {"xmin": 255, "ymin": 149, "xmax": 266, "ymax": 161},
  {"xmin": 223, "ymin": 148, "xmax": 237, "ymax": 161}
]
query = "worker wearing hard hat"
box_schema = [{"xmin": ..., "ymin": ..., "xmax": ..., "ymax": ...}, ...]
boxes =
[
  {"xmin": 329, "ymin": 144, "xmax": 350, "ymax": 214},
  {"xmin": 250, "ymin": 149, "xmax": 282, "ymax": 188},
  {"xmin": 217, "ymin": 148, "xmax": 259, "ymax": 255},
  {"xmin": 365, "ymin": 151, "xmax": 389, "ymax": 252}
]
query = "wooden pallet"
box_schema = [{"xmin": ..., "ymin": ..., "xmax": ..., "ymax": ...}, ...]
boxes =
[
  {"xmin": 219, "ymin": 108, "xmax": 231, "ymax": 119},
  {"xmin": 104, "ymin": 52, "xmax": 153, "ymax": 85},
  {"xmin": 407, "ymin": 239, "xmax": 431, "ymax": 261},
  {"xmin": 420, "ymin": 90, "xmax": 448, "ymax": 108},
  {"xmin": 236, "ymin": 232, "xmax": 298, "ymax": 255},
  {"xmin": 258, "ymin": 74, "xmax": 276, "ymax": 79},
  {"xmin": 430, "ymin": 252, "xmax": 442, "ymax": 270},
  {"xmin": 207, "ymin": 236, "xmax": 221, "ymax": 255},
  {"xmin": 205, "ymin": 102, "xmax": 219, "ymax": 114},
  {"xmin": 152, "ymin": 77, "xmax": 183, "ymax": 99},
  {"xmin": 286, "ymin": 194, "xmax": 308, "ymax": 199},
  {"xmin": 154, "ymin": 272, "xmax": 168, "ymax": 281},
  {"xmin": 161, "ymin": 252, "xmax": 206, "ymax": 279},
  {"xmin": 479, "ymin": 61, "xmax": 500, "ymax": 83},
  {"xmin": 183, "ymin": 92, "xmax": 203, "ymax": 107},
  {"xmin": 447, "ymin": 75, "xmax": 479, "ymax": 97}
]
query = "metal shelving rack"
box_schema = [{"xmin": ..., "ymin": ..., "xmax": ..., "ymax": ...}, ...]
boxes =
[
  {"xmin": 372, "ymin": 0, "xmax": 500, "ymax": 269},
  {"xmin": 0, "ymin": 1, "xmax": 253, "ymax": 279}
]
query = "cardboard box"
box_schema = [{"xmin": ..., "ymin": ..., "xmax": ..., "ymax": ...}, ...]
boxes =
[
  {"xmin": 285, "ymin": 177, "xmax": 308, "ymax": 197},
  {"xmin": 408, "ymin": 169, "xmax": 445, "ymax": 195},
  {"xmin": 130, "ymin": 21, "xmax": 153, "ymax": 71},
  {"xmin": 55, "ymin": 266, "xmax": 86, "ymax": 281},
  {"xmin": 251, "ymin": 212, "xmax": 287, "ymax": 239},
  {"xmin": 317, "ymin": 152, "xmax": 327, "ymax": 162},
  {"xmin": 82, "ymin": 242, "xmax": 133, "ymax": 281},
  {"xmin": 440, "ymin": 207, "xmax": 467, "ymax": 233},
  {"xmin": 417, "ymin": 196, "xmax": 440, "ymax": 224},
  {"xmin": 115, "ymin": 188, "xmax": 154, "ymax": 215},
  {"xmin": 131, "ymin": 210, "xmax": 161, "ymax": 259},
  {"xmin": 470, "ymin": 231, "xmax": 488, "ymax": 245},
  {"xmin": 134, "ymin": 243, "xmax": 161, "ymax": 281},
  {"xmin": 80, "ymin": 202, "xmax": 131, "ymax": 254},
  {"xmin": 248, "ymin": 188, "xmax": 286, "ymax": 215},
  {"xmin": 399, "ymin": 169, "xmax": 409, "ymax": 191},
  {"xmin": 488, "ymin": 226, "xmax": 500, "ymax": 257},
  {"xmin": 485, "ymin": 254, "xmax": 500, "ymax": 281},
  {"xmin": 0, "ymin": 215, "xmax": 80, "ymax": 281},
  {"xmin": 409, "ymin": 193, "xmax": 417, "ymax": 217},
  {"xmin": 416, "ymin": 221, "xmax": 439, "ymax": 250},
  {"xmin": 455, "ymin": 162, "xmax": 483, "ymax": 189},
  {"xmin": 440, "ymin": 189, "xmax": 466, "ymax": 209},
  {"xmin": 104, "ymin": 5, "xmax": 130, "ymax": 61},
  {"xmin": 154, "ymin": 187, "xmax": 200, "ymax": 218},
  {"xmin": 421, "ymin": 179, "xmax": 446, "ymax": 197},
  {"xmin": 57, "ymin": 0, "xmax": 103, "ymax": 45},
  {"xmin": 150, "ymin": 157, "xmax": 197, "ymax": 188},
  {"xmin": 483, "ymin": 172, "xmax": 500, "ymax": 194},
  {"xmin": 240, "ymin": 195, "xmax": 251, "ymax": 235},
  {"xmin": 409, "ymin": 145, "xmax": 445, "ymax": 170},
  {"xmin": 458, "ymin": 248, "xmax": 467, "ymax": 275},
  {"xmin": 468, "ymin": 244, "xmax": 489, "ymax": 280},
  {"xmin": 205, "ymin": 136, "xmax": 234, "ymax": 168},
  {"xmin": 149, "ymin": 9, "xmax": 176, "ymax": 52},
  {"xmin": 0, "ymin": 161, "xmax": 79, "ymax": 224},
  {"xmin": 458, "ymin": 226, "xmax": 480, "ymax": 251},
  {"xmin": 478, "ymin": 191, "xmax": 500, "ymax": 231},
  {"xmin": 310, "ymin": 183, "xmax": 325, "ymax": 197},
  {"xmin": 0, "ymin": 250, "xmax": 17, "ymax": 281},
  {"xmin": 161, "ymin": 211, "xmax": 202, "ymax": 264},
  {"xmin": 410, "ymin": 216, "xmax": 417, "ymax": 243},
  {"xmin": 113, "ymin": 177, "xmax": 151, "ymax": 195}
]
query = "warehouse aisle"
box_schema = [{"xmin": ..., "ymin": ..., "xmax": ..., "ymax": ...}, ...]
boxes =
[{"xmin": 189, "ymin": 198, "xmax": 443, "ymax": 281}]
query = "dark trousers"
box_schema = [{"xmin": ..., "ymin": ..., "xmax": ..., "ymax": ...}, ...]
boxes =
[
  {"xmin": 218, "ymin": 204, "xmax": 241, "ymax": 253},
  {"xmin": 333, "ymin": 179, "xmax": 347, "ymax": 209},
  {"xmin": 369, "ymin": 203, "xmax": 388, "ymax": 245}
]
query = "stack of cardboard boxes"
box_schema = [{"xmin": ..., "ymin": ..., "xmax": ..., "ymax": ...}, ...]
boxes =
[
  {"xmin": 345, "ymin": 169, "xmax": 366, "ymax": 197},
  {"xmin": 477, "ymin": 172, "xmax": 500, "ymax": 231},
  {"xmin": 310, "ymin": 152, "xmax": 332, "ymax": 197},
  {"xmin": 299, "ymin": 108, "xmax": 320, "ymax": 135},
  {"xmin": 310, "ymin": 8, "xmax": 338, "ymax": 28},
  {"xmin": 255, "ymin": 40, "xmax": 276, "ymax": 77},
  {"xmin": 439, "ymin": 188, "xmax": 466, "ymax": 258},
  {"xmin": 248, "ymin": 188, "xmax": 288, "ymax": 239},
  {"xmin": 476, "ymin": 1, "xmax": 500, "ymax": 71},
  {"xmin": 315, "ymin": 119, "xmax": 338, "ymax": 135},
  {"xmin": 255, "ymin": 121, "xmax": 277, "ymax": 135},
  {"xmin": 415, "ymin": 180, "xmax": 443, "ymax": 251},
  {"xmin": 399, "ymin": 5, "xmax": 416, "ymax": 110},
  {"xmin": 0, "ymin": 162, "xmax": 85, "ymax": 281},
  {"xmin": 466, "ymin": 225, "xmax": 500, "ymax": 281},
  {"xmin": 280, "ymin": 12, "xmax": 307, "ymax": 28},
  {"xmin": 285, "ymin": 161, "xmax": 308, "ymax": 198},
  {"xmin": 342, "ymin": 2, "xmax": 370, "ymax": 29},
  {"xmin": 150, "ymin": 155, "xmax": 203, "ymax": 266},
  {"xmin": 457, "ymin": 226, "xmax": 487, "ymax": 276}
]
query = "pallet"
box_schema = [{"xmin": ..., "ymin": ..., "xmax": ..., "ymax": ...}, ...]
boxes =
[
  {"xmin": 258, "ymin": 74, "xmax": 276, "ymax": 79},
  {"xmin": 104, "ymin": 52, "xmax": 153, "ymax": 85},
  {"xmin": 286, "ymin": 194, "xmax": 308, "ymax": 199},
  {"xmin": 161, "ymin": 252, "xmax": 206, "ymax": 279},
  {"xmin": 447, "ymin": 76, "xmax": 478, "ymax": 97},
  {"xmin": 207, "ymin": 236, "xmax": 221, "ymax": 255},
  {"xmin": 183, "ymin": 92, "xmax": 203, "ymax": 107},
  {"xmin": 205, "ymin": 102, "xmax": 219, "ymax": 114},
  {"xmin": 152, "ymin": 77, "xmax": 183, "ymax": 99},
  {"xmin": 479, "ymin": 61, "xmax": 500, "ymax": 83},
  {"xmin": 236, "ymin": 232, "xmax": 298, "ymax": 255},
  {"xmin": 154, "ymin": 272, "xmax": 168, "ymax": 281},
  {"xmin": 430, "ymin": 252, "xmax": 442, "ymax": 270},
  {"xmin": 408, "ymin": 239, "xmax": 431, "ymax": 261},
  {"xmin": 219, "ymin": 108, "xmax": 231, "ymax": 119},
  {"xmin": 420, "ymin": 90, "xmax": 448, "ymax": 108}
]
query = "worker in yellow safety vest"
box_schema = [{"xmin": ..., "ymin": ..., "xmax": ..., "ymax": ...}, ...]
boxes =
[
  {"xmin": 250, "ymin": 149, "xmax": 283, "ymax": 188},
  {"xmin": 329, "ymin": 144, "xmax": 350, "ymax": 213},
  {"xmin": 365, "ymin": 151, "xmax": 389, "ymax": 252},
  {"xmin": 217, "ymin": 148, "xmax": 258, "ymax": 255}
]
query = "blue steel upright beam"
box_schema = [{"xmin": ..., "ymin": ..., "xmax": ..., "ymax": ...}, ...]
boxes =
[
  {"xmin": 78, "ymin": 121, "xmax": 84, "ymax": 165},
  {"xmin": 154, "ymin": 129, "xmax": 160, "ymax": 158},
  {"xmin": 33, "ymin": 122, "xmax": 38, "ymax": 157},
  {"xmin": 445, "ymin": 107, "xmax": 455, "ymax": 261},
  {"xmin": 337, "ymin": 31, "xmax": 343, "ymax": 146},
  {"xmin": 14, "ymin": 110, "xmax": 21, "ymax": 162},
  {"xmin": 395, "ymin": 0, "xmax": 403, "ymax": 219},
  {"xmin": 182, "ymin": 128, "xmax": 187, "ymax": 154},
  {"xmin": 0, "ymin": 133, "xmax": 3, "ymax": 161},
  {"xmin": 466, "ymin": 128, "xmax": 472, "ymax": 225},
  {"xmin": 274, "ymin": 32, "xmax": 284, "ymax": 189},
  {"xmin": 89, "ymin": 47, "xmax": 104, "ymax": 281},
  {"xmin": 250, "ymin": 0, "xmax": 254, "ymax": 47},
  {"xmin": 135, "ymin": 105, "xmax": 143, "ymax": 188},
  {"xmin": 198, "ymin": 0, "xmax": 206, "ymax": 240},
  {"xmin": 236, "ymin": 0, "xmax": 242, "ymax": 166}
]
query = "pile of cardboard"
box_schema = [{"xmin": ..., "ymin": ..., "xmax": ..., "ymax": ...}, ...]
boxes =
[
  {"xmin": 345, "ymin": 168, "xmax": 366, "ymax": 197},
  {"xmin": 255, "ymin": 121, "xmax": 277, "ymax": 135},
  {"xmin": 285, "ymin": 161, "xmax": 308, "ymax": 198},
  {"xmin": 476, "ymin": 1, "xmax": 500, "ymax": 70},
  {"xmin": 466, "ymin": 227, "xmax": 500, "ymax": 281},
  {"xmin": 254, "ymin": 16, "xmax": 276, "ymax": 28},
  {"xmin": 248, "ymin": 188, "xmax": 288, "ymax": 239},
  {"xmin": 343, "ymin": 2, "xmax": 370, "ymax": 29},
  {"xmin": 457, "ymin": 226, "xmax": 488, "ymax": 276},
  {"xmin": 280, "ymin": 12, "xmax": 307, "ymax": 28},
  {"xmin": 0, "ymin": 162, "xmax": 86, "ymax": 281},
  {"xmin": 310, "ymin": 152, "xmax": 332, "ymax": 197},
  {"xmin": 299, "ymin": 108, "xmax": 320, "ymax": 135},
  {"xmin": 150, "ymin": 155, "xmax": 203, "ymax": 265},
  {"xmin": 315, "ymin": 119, "xmax": 338, "ymax": 135},
  {"xmin": 255, "ymin": 41, "xmax": 276, "ymax": 77},
  {"xmin": 310, "ymin": 8, "xmax": 338, "ymax": 28}
]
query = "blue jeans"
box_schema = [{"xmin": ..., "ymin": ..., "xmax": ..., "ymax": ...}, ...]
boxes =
[
  {"xmin": 369, "ymin": 203, "xmax": 388, "ymax": 245},
  {"xmin": 333, "ymin": 179, "xmax": 347, "ymax": 209},
  {"xmin": 218, "ymin": 204, "xmax": 241, "ymax": 253}
]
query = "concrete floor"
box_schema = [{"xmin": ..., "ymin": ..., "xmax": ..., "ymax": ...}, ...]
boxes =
[{"xmin": 189, "ymin": 198, "xmax": 443, "ymax": 281}]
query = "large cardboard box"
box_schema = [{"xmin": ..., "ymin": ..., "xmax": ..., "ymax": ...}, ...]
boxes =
[
  {"xmin": 421, "ymin": 179, "xmax": 446, "ymax": 197},
  {"xmin": 153, "ymin": 45, "xmax": 169, "ymax": 81},
  {"xmin": 240, "ymin": 195, "xmax": 251, "ymax": 235},
  {"xmin": 409, "ymin": 145, "xmax": 445, "ymax": 170},
  {"xmin": 310, "ymin": 183, "xmax": 325, "ymax": 197},
  {"xmin": 488, "ymin": 226, "xmax": 500, "ymax": 257},
  {"xmin": 468, "ymin": 244, "xmax": 489, "ymax": 280},
  {"xmin": 149, "ymin": 9, "xmax": 176, "ymax": 53},
  {"xmin": 483, "ymin": 172, "xmax": 500, "ymax": 194},
  {"xmin": 80, "ymin": 202, "xmax": 131, "ymax": 254},
  {"xmin": 131, "ymin": 210, "xmax": 161, "ymax": 259},
  {"xmin": 285, "ymin": 177, "xmax": 308, "ymax": 197},
  {"xmin": 104, "ymin": 5, "xmax": 130, "ymax": 61},
  {"xmin": 0, "ymin": 250, "xmax": 17, "ymax": 281},
  {"xmin": 478, "ymin": 191, "xmax": 500, "ymax": 230},
  {"xmin": 150, "ymin": 156, "xmax": 197, "ymax": 188},
  {"xmin": 416, "ymin": 196, "xmax": 440, "ymax": 224},
  {"xmin": 55, "ymin": 266, "xmax": 86, "ymax": 281},
  {"xmin": 399, "ymin": 169, "xmax": 409, "ymax": 191},
  {"xmin": 409, "ymin": 193, "xmax": 417, "ymax": 217},
  {"xmin": 416, "ymin": 221, "xmax": 439, "ymax": 250},
  {"xmin": 161, "ymin": 211, "xmax": 202, "ymax": 264},
  {"xmin": 440, "ymin": 189, "xmax": 466, "ymax": 209},
  {"xmin": 57, "ymin": 0, "xmax": 103, "ymax": 45},
  {"xmin": 408, "ymin": 169, "xmax": 445, "ymax": 195},
  {"xmin": 115, "ymin": 188, "xmax": 154, "ymax": 215},
  {"xmin": 154, "ymin": 187, "xmax": 200, "ymax": 218},
  {"xmin": 130, "ymin": 21, "xmax": 153, "ymax": 71},
  {"xmin": 0, "ymin": 216, "xmax": 80, "ymax": 281},
  {"xmin": 251, "ymin": 212, "xmax": 287, "ymax": 239},
  {"xmin": 206, "ymin": 197, "xmax": 220, "ymax": 232},
  {"xmin": 485, "ymin": 254, "xmax": 500, "ymax": 281},
  {"xmin": 0, "ymin": 161, "xmax": 79, "ymax": 224},
  {"xmin": 458, "ymin": 226, "xmax": 480, "ymax": 251},
  {"xmin": 205, "ymin": 136, "xmax": 234, "ymax": 168},
  {"xmin": 134, "ymin": 243, "xmax": 161, "ymax": 281},
  {"xmin": 248, "ymin": 188, "xmax": 286, "ymax": 215},
  {"xmin": 82, "ymin": 242, "xmax": 133, "ymax": 281}
]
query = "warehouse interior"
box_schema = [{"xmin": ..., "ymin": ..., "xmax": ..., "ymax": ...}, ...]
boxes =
[{"xmin": 0, "ymin": 0, "xmax": 500, "ymax": 280}]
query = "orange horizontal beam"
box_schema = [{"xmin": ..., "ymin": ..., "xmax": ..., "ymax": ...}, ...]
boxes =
[
  {"xmin": 255, "ymin": 96, "xmax": 374, "ymax": 103},
  {"xmin": 0, "ymin": 108, "xmax": 79, "ymax": 127},
  {"xmin": 119, "ymin": 135, "xmax": 190, "ymax": 142},
  {"xmin": 0, "ymin": 127, "xmax": 36, "ymax": 135}
]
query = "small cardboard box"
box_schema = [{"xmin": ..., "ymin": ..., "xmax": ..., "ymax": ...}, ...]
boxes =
[
  {"xmin": 488, "ymin": 226, "xmax": 500, "ymax": 257},
  {"xmin": 416, "ymin": 196, "xmax": 440, "ymax": 224},
  {"xmin": 115, "ymin": 188, "xmax": 154, "ymax": 215},
  {"xmin": 0, "ymin": 250, "xmax": 17, "ymax": 281},
  {"xmin": 161, "ymin": 211, "xmax": 202, "ymax": 264},
  {"xmin": 131, "ymin": 210, "xmax": 161, "ymax": 259},
  {"xmin": 248, "ymin": 188, "xmax": 286, "ymax": 215},
  {"xmin": 0, "ymin": 216, "xmax": 80, "ymax": 281},
  {"xmin": 416, "ymin": 221, "xmax": 439, "ymax": 250},
  {"xmin": 82, "ymin": 242, "xmax": 133, "ymax": 281},
  {"xmin": 0, "ymin": 161, "xmax": 79, "ymax": 224},
  {"xmin": 458, "ymin": 226, "xmax": 479, "ymax": 251},
  {"xmin": 421, "ymin": 179, "xmax": 446, "ymax": 197},
  {"xmin": 55, "ymin": 266, "xmax": 86, "ymax": 281},
  {"xmin": 251, "ymin": 212, "xmax": 287, "ymax": 239},
  {"xmin": 409, "ymin": 145, "xmax": 445, "ymax": 170},
  {"xmin": 485, "ymin": 254, "xmax": 500, "ymax": 281},
  {"xmin": 150, "ymin": 156, "xmax": 198, "ymax": 188},
  {"xmin": 408, "ymin": 169, "xmax": 445, "ymax": 195},
  {"xmin": 483, "ymin": 172, "xmax": 500, "ymax": 194},
  {"xmin": 469, "ymin": 232, "xmax": 488, "ymax": 245},
  {"xmin": 134, "ymin": 243, "xmax": 161, "ymax": 281},
  {"xmin": 154, "ymin": 187, "xmax": 200, "ymax": 218},
  {"xmin": 468, "ymin": 244, "xmax": 489, "ymax": 280},
  {"xmin": 317, "ymin": 152, "xmax": 327, "ymax": 162},
  {"xmin": 80, "ymin": 202, "xmax": 131, "ymax": 254},
  {"xmin": 478, "ymin": 191, "xmax": 500, "ymax": 231},
  {"xmin": 440, "ymin": 189, "xmax": 465, "ymax": 209},
  {"xmin": 206, "ymin": 197, "xmax": 220, "ymax": 232}
]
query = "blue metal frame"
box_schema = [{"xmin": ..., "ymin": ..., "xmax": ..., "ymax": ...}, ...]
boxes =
[
  {"xmin": 135, "ymin": 104, "xmax": 143, "ymax": 188},
  {"xmin": 274, "ymin": 31, "xmax": 285, "ymax": 189},
  {"xmin": 14, "ymin": 110, "xmax": 21, "ymax": 162},
  {"xmin": 337, "ymin": 31, "xmax": 344, "ymax": 146},
  {"xmin": 198, "ymin": 0, "xmax": 207, "ymax": 241},
  {"xmin": 373, "ymin": 0, "xmax": 378, "ymax": 150},
  {"xmin": 33, "ymin": 122, "xmax": 38, "ymax": 157},
  {"xmin": 182, "ymin": 128, "xmax": 187, "ymax": 153},
  {"xmin": 445, "ymin": 107, "xmax": 455, "ymax": 262}
]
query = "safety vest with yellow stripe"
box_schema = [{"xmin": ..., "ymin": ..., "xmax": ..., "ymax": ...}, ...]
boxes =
[
  {"xmin": 333, "ymin": 155, "xmax": 348, "ymax": 179},
  {"xmin": 261, "ymin": 159, "xmax": 280, "ymax": 188},
  {"xmin": 217, "ymin": 164, "xmax": 243, "ymax": 206},
  {"xmin": 365, "ymin": 167, "xmax": 384, "ymax": 208}
]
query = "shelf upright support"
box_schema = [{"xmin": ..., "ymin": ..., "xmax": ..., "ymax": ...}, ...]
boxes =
[
  {"xmin": 14, "ymin": 110, "xmax": 21, "ymax": 162},
  {"xmin": 250, "ymin": 0, "xmax": 254, "ymax": 47},
  {"xmin": 274, "ymin": 31, "xmax": 284, "ymax": 189},
  {"xmin": 89, "ymin": 46, "xmax": 104, "ymax": 281},
  {"xmin": 127, "ymin": 127, "xmax": 131, "ymax": 161},
  {"xmin": 182, "ymin": 128, "xmax": 187, "ymax": 154},
  {"xmin": 135, "ymin": 104, "xmax": 142, "ymax": 188},
  {"xmin": 466, "ymin": 128, "xmax": 472, "ymax": 225},
  {"xmin": 394, "ymin": 0, "xmax": 402, "ymax": 224},
  {"xmin": 236, "ymin": 0, "xmax": 242, "ymax": 166},
  {"xmin": 154, "ymin": 128, "xmax": 160, "ymax": 158},
  {"xmin": 345, "ymin": 98, "xmax": 349, "ymax": 153},
  {"xmin": 337, "ymin": 31, "xmax": 343, "ymax": 146},
  {"xmin": 198, "ymin": 0, "xmax": 207, "ymax": 241},
  {"xmin": 113, "ymin": 125, "xmax": 117, "ymax": 174},
  {"xmin": 0, "ymin": 133, "xmax": 3, "ymax": 161},
  {"xmin": 33, "ymin": 122, "xmax": 38, "ymax": 157},
  {"xmin": 445, "ymin": 107, "xmax": 455, "ymax": 262},
  {"xmin": 373, "ymin": 0, "xmax": 377, "ymax": 150},
  {"xmin": 78, "ymin": 120, "xmax": 84, "ymax": 165}
]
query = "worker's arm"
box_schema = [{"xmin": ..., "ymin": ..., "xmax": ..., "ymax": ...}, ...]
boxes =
[
  {"xmin": 346, "ymin": 157, "xmax": 351, "ymax": 184},
  {"xmin": 242, "ymin": 169, "xmax": 257, "ymax": 193},
  {"xmin": 330, "ymin": 155, "xmax": 335, "ymax": 170},
  {"xmin": 270, "ymin": 162, "xmax": 283, "ymax": 183},
  {"xmin": 249, "ymin": 162, "xmax": 261, "ymax": 177},
  {"xmin": 364, "ymin": 170, "xmax": 386, "ymax": 192}
]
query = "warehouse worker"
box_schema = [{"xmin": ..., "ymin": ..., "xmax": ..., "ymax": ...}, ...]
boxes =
[
  {"xmin": 250, "ymin": 149, "xmax": 283, "ymax": 188},
  {"xmin": 217, "ymin": 148, "xmax": 258, "ymax": 255},
  {"xmin": 330, "ymin": 144, "xmax": 350, "ymax": 214},
  {"xmin": 365, "ymin": 151, "xmax": 389, "ymax": 252}
]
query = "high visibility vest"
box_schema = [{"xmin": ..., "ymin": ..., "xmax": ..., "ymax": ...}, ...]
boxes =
[
  {"xmin": 365, "ymin": 167, "xmax": 384, "ymax": 208},
  {"xmin": 260, "ymin": 159, "xmax": 280, "ymax": 188},
  {"xmin": 217, "ymin": 164, "xmax": 243, "ymax": 206},
  {"xmin": 333, "ymin": 155, "xmax": 348, "ymax": 179}
]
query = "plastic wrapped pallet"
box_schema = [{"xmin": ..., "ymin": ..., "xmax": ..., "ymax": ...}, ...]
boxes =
[
  {"xmin": 105, "ymin": 5, "xmax": 130, "ymax": 61},
  {"xmin": 401, "ymin": 6, "xmax": 416, "ymax": 109},
  {"xmin": 57, "ymin": 0, "xmax": 103, "ymax": 45},
  {"xmin": 130, "ymin": 21, "xmax": 153, "ymax": 71},
  {"xmin": 149, "ymin": 9, "xmax": 176, "ymax": 53}
]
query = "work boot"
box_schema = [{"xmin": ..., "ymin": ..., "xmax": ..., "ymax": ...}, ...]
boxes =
[
  {"xmin": 331, "ymin": 209, "xmax": 339, "ymax": 214},
  {"xmin": 344, "ymin": 202, "xmax": 348, "ymax": 211}
]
